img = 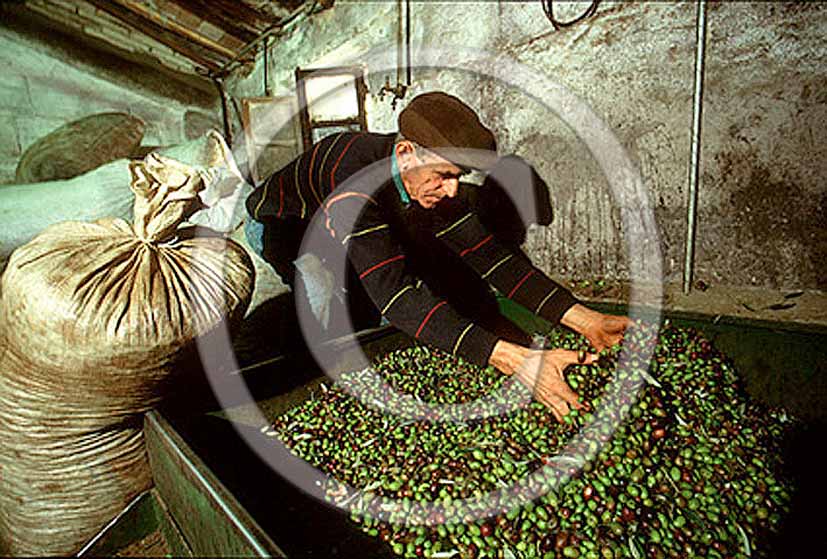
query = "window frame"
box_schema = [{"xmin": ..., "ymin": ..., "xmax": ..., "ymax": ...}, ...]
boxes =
[{"xmin": 295, "ymin": 65, "xmax": 368, "ymax": 152}]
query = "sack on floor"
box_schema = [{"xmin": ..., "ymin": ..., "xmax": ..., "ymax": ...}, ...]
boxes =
[{"xmin": 0, "ymin": 141, "xmax": 254, "ymax": 556}]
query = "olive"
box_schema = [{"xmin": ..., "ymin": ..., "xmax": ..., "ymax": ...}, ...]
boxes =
[{"xmin": 273, "ymin": 324, "xmax": 793, "ymax": 558}]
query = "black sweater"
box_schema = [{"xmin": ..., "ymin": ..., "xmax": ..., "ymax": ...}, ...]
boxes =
[{"xmin": 246, "ymin": 132, "xmax": 577, "ymax": 366}]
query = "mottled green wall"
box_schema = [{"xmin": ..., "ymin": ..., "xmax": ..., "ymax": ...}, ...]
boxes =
[{"xmin": 0, "ymin": 15, "xmax": 221, "ymax": 185}]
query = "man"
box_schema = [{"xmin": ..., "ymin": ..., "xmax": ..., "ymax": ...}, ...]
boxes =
[{"xmin": 245, "ymin": 91, "xmax": 630, "ymax": 421}]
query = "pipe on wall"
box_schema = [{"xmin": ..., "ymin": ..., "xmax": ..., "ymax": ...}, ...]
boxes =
[
  {"xmin": 378, "ymin": 0, "xmax": 411, "ymax": 107},
  {"xmin": 396, "ymin": 0, "xmax": 412, "ymax": 87},
  {"xmin": 405, "ymin": 0, "xmax": 411, "ymax": 85},
  {"xmin": 683, "ymin": 0, "xmax": 708, "ymax": 294},
  {"xmin": 212, "ymin": 77, "xmax": 233, "ymax": 145},
  {"xmin": 396, "ymin": 0, "xmax": 404, "ymax": 87},
  {"xmin": 263, "ymin": 36, "xmax": 271, "ymax": 96}
]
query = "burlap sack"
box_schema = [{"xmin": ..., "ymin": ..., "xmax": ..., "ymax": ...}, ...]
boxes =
[
  {"xmin": 0, "ymin": 147, "xmax": 254, "ymax": 556},
  {"xmin": 0, "ymin": 129, "xmax": 247, "ymax": 275}
]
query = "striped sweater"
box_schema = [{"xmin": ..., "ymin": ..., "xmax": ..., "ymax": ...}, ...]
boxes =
[{"xmin": 246, "ymin": 132, "xmax": 577, "ymax": 366}]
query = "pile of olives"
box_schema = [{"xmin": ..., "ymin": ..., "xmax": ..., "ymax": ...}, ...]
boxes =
[{"xmin": 267, "ymin": 322, "xmax": 793, "ymax": 558}]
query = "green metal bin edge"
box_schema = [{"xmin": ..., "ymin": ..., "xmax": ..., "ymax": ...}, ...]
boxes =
[{"xmin": 144, "ymin": 410, "xmax": 287, "ymax": 558}]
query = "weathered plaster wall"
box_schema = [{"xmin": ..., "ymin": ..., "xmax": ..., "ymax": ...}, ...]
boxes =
[
  {"xmin": 0, "ymin": 16, "xmax": 221, "ymax": 184},
  {"xmin": 699, "ymin": 2, "xmax": 827, "ymax": 290},
  {"xmin": 230, "ymin": 1, "xmax": 397, "ymax": 101},
  {"xmin": 228, "ymin": 1, "xmax": 826, "ymax": 293},
  {"xmin": 483, "ymin": 1, "xmax": 695, "ymax": 286}
]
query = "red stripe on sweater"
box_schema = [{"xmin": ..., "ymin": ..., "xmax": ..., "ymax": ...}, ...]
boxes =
[
  {"xmin": 308, "ymin": 141, "xmax": 323, "ymax": 205},
  {"xmin": 276, "ymin": 174, "xmax": 285, "ymax": 218},
  {"xmin": 507, "ymin": 270, "xmax": 535, "ymax": 299},
  {"xmin": 324, "ymin": 191, "xmax": 376, "ymax": 210},
  {"xmin": 415, "ymin": 301, "xmax": 447, "ymax": 339},
  {"xmin": 358, "ymin": 254, "xmax": 405, "ymax": 280},
  {"xmin": 459, "ymin": 234, "xmax": 494, "ymax": 257},
  {"xmin": 330, "ymin": 134, "xmax": 364, "ymax": 192}
]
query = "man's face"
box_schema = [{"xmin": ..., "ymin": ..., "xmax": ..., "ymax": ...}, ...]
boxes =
[{"xmin": 396, "ymin": 142, "xmax": 465, "ymax": 209}]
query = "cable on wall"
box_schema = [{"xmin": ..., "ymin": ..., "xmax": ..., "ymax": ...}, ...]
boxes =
[{"xmin": 542, "ymin": 0, "xmax": 600, "ymax": 30}]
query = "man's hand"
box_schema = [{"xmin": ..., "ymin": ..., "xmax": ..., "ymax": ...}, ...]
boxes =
[
  {"xmin": 489, "ymin": 340, "xmax": 597, "ymax": 421},
  {"xmin": 561, "ymin": 304, "xmax": 633, "ymax": 352}
]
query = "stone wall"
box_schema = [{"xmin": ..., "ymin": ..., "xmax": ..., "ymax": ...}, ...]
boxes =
[{"xmin": 0, "ymin": 14, "xmax": 220, "ymax": 185}]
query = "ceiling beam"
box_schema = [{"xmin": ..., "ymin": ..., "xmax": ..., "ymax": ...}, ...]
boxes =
[
  {"xmin": 22, "ymin": 0, "xmax": 205, "ymax": 78},
  {"xmin": 84, "ymin": 0, "xmax": 228, "ymax": 71},
  {"xmin": 115, "ymin": 0, "xmax": 238, "ymax": 58},
  {"xmin": 172, "ymin": 0, "xmax": 273, "ymax": 42},
  {"xmin": 4, "ymin": 5, "xmax": 218, "ymax": 99}
]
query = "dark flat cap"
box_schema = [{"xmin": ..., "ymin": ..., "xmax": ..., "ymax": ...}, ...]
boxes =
[{"xmin": 399, "ymin": 92, "xmax": 498, "ymax": 170}]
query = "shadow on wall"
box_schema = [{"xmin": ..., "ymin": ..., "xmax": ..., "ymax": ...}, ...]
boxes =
[{"xmin": 701, "ymin": 146, "xmax": 827, "ymax": 291}]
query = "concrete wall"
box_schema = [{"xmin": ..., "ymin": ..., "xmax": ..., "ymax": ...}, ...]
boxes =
[
  {"xmin": 0, "ymin": 15, "xmax": 221, "ymax": 185},
  {"xmin": 699, "ymin": 2, "xmax": 827, "ymax": 291},
  {"xmin": 227, "ymin": 1, "xmax": 827, "ymax": 293}
]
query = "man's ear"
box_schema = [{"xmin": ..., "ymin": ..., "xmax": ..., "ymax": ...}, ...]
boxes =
[{"xmin": 395, "ymin": 140, "xmax": 417, "ymax": 171}]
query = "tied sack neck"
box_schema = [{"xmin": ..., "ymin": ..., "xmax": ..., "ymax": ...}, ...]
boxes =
[{"xmin": 128, "ymin": 153, "xmax": 204, "ymax": 245}]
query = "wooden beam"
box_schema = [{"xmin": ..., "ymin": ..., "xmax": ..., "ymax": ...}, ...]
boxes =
[
  {"xmin": 172, "ymin": 0, "xmax": 272, "ymax": 42},
  {"xmin": 115, "ymin": 0, "xmax": 238, "ymax": 58},
  {"xmin": 84, "ymin": 0, "xmax": 226, "ymax": 71},
  {"xmin": 14, "ymin": 2, "xmax": 217, "ymax": 92}
]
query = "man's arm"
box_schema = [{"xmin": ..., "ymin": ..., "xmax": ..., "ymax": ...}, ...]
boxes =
[
  {"xmin": 325, "ymin": 195, "xmax": 626, "ymax": 419},
  {"xmin": 435, "ymin": 209, "xmax": 576, "ymax": 320},
  {"xmin": 434, "ymin": 210, "xmax": 631, "ymax": 349}
]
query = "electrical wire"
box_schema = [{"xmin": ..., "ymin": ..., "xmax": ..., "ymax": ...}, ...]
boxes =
[
  {"xmin": 263, "ymin": 36, "xmax": 270, "ymax": 96},
  {"xmin": 542, "ymin": 0, "xmax": 600, "ymax": 30}
]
